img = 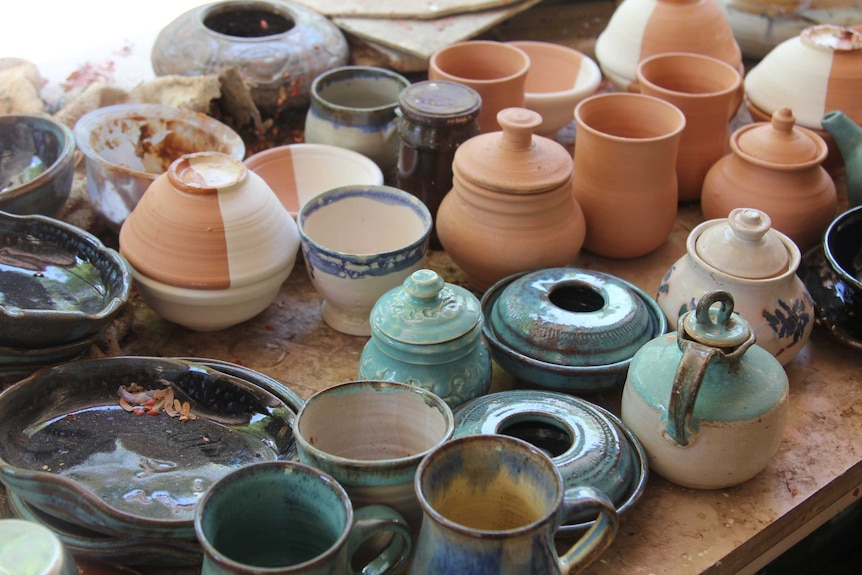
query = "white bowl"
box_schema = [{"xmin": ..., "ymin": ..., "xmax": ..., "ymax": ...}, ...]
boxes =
[
  {"xmin": 130, "ymin": 262, "xmax": 293, "ymax": 332},
  {"xmin": 508, "ymin": 41, "xmax": 602, "ymax": 136},
  {"xmin": 244, "ymin": 143, "xmax": 383, "ymax": 218}
]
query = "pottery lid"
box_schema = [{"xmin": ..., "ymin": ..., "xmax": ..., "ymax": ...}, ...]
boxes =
[
  {"xmin": 398, "ymin": 81, "xmax": 481, "ymax": 125},
  {"xmin": 695, "ymin": 208, "xmax": 790, "ymax": 279},
  {"xmin": 452, "ymin": 107, "xmax": 573, "ymax": 194},
  {"xmin": 733, "ymin": 107, "xmax": 826, "ymax": 166},
  {"xmin": 369, "ymin": 268, "xmax": 482, "ymax": 345}
]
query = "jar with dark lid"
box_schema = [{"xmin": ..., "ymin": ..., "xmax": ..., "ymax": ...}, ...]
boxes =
[{"xmin": 396, "ymin": 81, "xmax": 481, "ymax": 248}]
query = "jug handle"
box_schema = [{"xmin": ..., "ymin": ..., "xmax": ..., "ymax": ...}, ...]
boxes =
[
  {"xmin": 663, "ymin": 341, "xmax": 719, "ymax": 447},
  {"xmin": 557, "ymin": 486, "xmax": 619, "ymax": 575},
  {"xmin": 348, "ymin": 504, "xmax": 413, "ymax": 575}
]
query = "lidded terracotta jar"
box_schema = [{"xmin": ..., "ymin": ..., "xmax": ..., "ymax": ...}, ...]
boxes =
[
  {"xmin": 701, "ymin": 106, "xmax": 837, "ymax": 251},
  {"xmin": 656, "ymin": 207, "xmax": 814, "ymax": 365},
  {"xmin": 436, "ymin": 108, "xmax": 586, "ymax": 292},
  {"xmin": 358, "ymin": 268, "xmax": 492, "ymax": 409},
  {"xmin": 119, "ymin": 151, "xmax": 300, "ymax": 290}
]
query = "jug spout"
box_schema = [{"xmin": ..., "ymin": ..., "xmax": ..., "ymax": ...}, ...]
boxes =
[{"xmin": 822, "ymin": 110, "xmax": 862, "ymax": 207}]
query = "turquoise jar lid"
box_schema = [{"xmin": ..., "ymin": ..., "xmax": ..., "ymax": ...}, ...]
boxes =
[{"xmin": 369, "ymin": 269, "xmax": 482, "ymax": 346}]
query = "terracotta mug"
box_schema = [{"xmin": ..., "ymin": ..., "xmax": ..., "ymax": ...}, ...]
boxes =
[
  {"xmin": 571, "ymin": 92, "xmax": 686, "ymax": 259},
  {"xmin": 428, "ymin": 40, "xmax": 530, "ymax": 133},
  {"xmin": 194, "ymin": 460, "xmax": 412, "ymax": 575},
  {"xmin": 408, "ymin": 434, "xmax": 619, "ymax": 575},
  {"xmin": 636, "ymin": 52, "xmax": 742, "ymax": 202}
]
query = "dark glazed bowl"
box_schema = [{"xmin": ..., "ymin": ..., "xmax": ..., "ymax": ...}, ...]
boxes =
[
  {"xmin": 0, "ymin": 114, "xmax": 75, "ymax": 216},
  {"xmin": 822, "ymin": 205, "xmax": 862, "ymax": 340},
  {"xmin": 482, "ymin": 268, "xmax": 668, "ymax": 392},
  {"xmin": 0, "ymin": 357, "xmax": 297, "ymax": 541},
  {"xmin": 0, "ymin": 211, "xmax": 132, "ymax": 349}
]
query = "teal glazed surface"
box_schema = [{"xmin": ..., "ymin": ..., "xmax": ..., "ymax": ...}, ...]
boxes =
[
  {"xmin": 452, "ymin": 389, "xmax": 647, "ymax": 534},
  {"xmin": 359, "ymin": 269, "xmax": 492, "ymax": 408},
  {"xmin": 481, "ymin": 268, "xmax": 667, "ymax": 392},
  {"xmin": 822, "ymin": 110, "xmax": 862, "ymax": 207}
]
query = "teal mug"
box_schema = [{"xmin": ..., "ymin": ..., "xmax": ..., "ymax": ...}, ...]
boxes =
[{"xmin": 194, "ymin": 461, "xmax": 412, "ymax": 574}]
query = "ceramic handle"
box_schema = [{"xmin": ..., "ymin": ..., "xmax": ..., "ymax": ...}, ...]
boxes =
[
  {"xmin": 348, "ymin": 505, "xmax": 413, "ymax": 575},
  {"xmin": 556, "ymin": 486, "xmax": 619, "ymax": 575}
]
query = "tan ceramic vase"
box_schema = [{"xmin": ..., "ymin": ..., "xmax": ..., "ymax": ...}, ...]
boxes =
[
  {"xmin": 436, "ymin": 108, "xmax": 586, "ymax": 292},
  {"xmin": 701, "ymin": 106, "xmax": 837, "ymax": 251},
  {"xmin": 120, "ymin": 152, "xmax": 299, "ymax": 289},
  {"xmin": 571, "ymin": 93, "xmax": 685, "ymax": 259},
  {"xmin": 636, "ymin": 52, "xmax": 742, "ymax": 202}
]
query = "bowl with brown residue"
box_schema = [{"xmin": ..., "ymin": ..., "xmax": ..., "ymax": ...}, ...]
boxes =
[{"xmin": 74, "ymin": 104, "xmax": 245, "ymax": 232}]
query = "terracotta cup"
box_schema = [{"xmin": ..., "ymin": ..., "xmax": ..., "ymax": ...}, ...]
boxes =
[
  {"xmin": 428, "ymin": 41, "xmax": 530, "ymax": 133},
  {"xmin": 636, "ymin": 52, "xmax": 742, "ymax": 202},
  {"xmin": 571, "ymin": 92, "xmax": 685, "ymax": 259}
]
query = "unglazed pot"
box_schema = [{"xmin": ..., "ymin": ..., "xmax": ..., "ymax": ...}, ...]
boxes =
[
  {"xmin": 656, "ymin": 207, "xmax": 814, "ymax": 365},
  {"xmin": 595, "ymin": 0, "xmax": 743, "ymax": 92},
  {"xmin": 436, "ymin": 108, "xmax": 586, "ymax": 291},
  {"xmin": 701, "ymin": 106, "xmax": 837, "ymax": 251},
  {"xmin": 622, "ymin": 291, "xmax": 789, "ymax": 489},
  {"xmin": 151, "ymin": 0, "xmax": 349, "ymax": 113},
  {"xmin": 571, "ymin": 93, "xmax": 685, "ymax": 259},
  {"xmin": 636, "ymin": 52, "xmax": 742, "ymax": 202},
  {"xmin": 428, "ymin": 41, "xmax": 530, "ymax": 133},
  {"xmin": 359, "ymin": 269, "xmax": 492, "ymax": 409}
]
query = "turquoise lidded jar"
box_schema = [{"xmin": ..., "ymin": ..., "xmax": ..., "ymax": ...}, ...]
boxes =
[{"xmin": 359, "ymin": 268, "xmax": 492, "ymax": 409}]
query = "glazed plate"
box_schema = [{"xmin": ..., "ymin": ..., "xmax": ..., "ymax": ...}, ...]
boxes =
[
  {"xmin": 0, "ymin": 357, "xmax": 297, "ymax": 541},
  {"xmin": 452, "ymin": 389, "xmax": 648, "ymax": 535},
  {"xmin": 798, "ymin": 246, "xmax": 862, "ymax": 350}
]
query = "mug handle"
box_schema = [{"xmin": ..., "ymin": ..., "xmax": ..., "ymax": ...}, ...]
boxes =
[
  {"xmin": 556, "ymin": 486, "xmax": 619, "ymax": 575},
  {"xmin": 348, "ymin": 505, "xmax": 413, "ymax": 575}
]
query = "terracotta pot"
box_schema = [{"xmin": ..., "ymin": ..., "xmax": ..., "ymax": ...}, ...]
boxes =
[
  {"xmin": 595, "ymin": 0, "xmax": 743, "ymax": 92},
  {"xmin": 571, "ymin": 93, "xmax": 685, "ymax": 259},
  {"xmin": 636, "ymin": 52, "xmax": 742, "ymax": 202},
  {"xmin": 428, "ymin": 41, "xmax": 530, "ymax": 133},
  {"xmin": 436, "ymin": 108, "xmax": 586, "ymax": 292},
  {"xmin": 701, "ymin": 107, "xmax": 838, "ymax": 251}
]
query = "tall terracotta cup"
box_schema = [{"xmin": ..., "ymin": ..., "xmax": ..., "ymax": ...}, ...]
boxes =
[
  {"xmin": 428, "ymin": 41, "xmax": 530, "ymax": 133},
  {"xmin": 572, "ymin": 92, "xmax": 685, "ymax": 259},
  {"xmin": 636, "ymin": 52, "xmax": 742, "ymax": 202}
]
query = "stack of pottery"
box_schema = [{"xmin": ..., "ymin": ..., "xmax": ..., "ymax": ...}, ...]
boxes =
[
  {"xmin": 119, "ymin": 152, "xmax": 300, "ymax": 331},
  {"xmin": 436, "ymin": 108, "xmax": 586, "ymax": 291}
]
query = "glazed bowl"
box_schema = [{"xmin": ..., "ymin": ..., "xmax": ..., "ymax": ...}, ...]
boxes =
[
  {"xmin": 823, "ymin": 206, "xmax": 862, "ymax": 322},
  {"xmin": 0, "ymin": 113, "xmax": 75, "ymax": 216},
  {"xmin": 482, "ymin": 268, "xmax": 667, "ymax": 392},
  {"xmin": 244, "ymin": 143, "xmax": 384, "ymax": 218},
  {"xmin": 0, "ymin": 211, "xmax": 132, "ymax": 349},
  {"xmin": 297, "ymin": 185, "xmax": 432, "ymax": 336},
  {"xmin": 0, "ymin": 357, "xmax": 298, "ymax": 541},
  {"xmin": 74, "ymin": 103, "xmax": 245, "ymax": 232},
  {"xmin": 507, "ymin": 41, "xmax": 602, "ymax": 136}
]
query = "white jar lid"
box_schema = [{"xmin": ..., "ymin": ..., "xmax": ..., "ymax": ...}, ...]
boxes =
[{"xmin": 695, "ymin": 208, "xmax": 790, "ymax": 279}]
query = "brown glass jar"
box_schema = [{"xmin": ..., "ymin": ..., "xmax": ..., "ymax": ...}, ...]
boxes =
[{"xmin": 396, "ymin": 81, "xmax": 480, "ymax": 248}]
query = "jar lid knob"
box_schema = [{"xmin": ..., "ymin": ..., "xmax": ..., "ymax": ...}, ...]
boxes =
[
  {"xmin": 498, "ymin": 107, "xmax": 542, "ymax": 151},
  {"xmin": 681, "ymin": 291, "xmax": 752, "ymax": 349},
  {"xmin": 404, "ymin": 268, "xmax": 445, "ymax": 301}
]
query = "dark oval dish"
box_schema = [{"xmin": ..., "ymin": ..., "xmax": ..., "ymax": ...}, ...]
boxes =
[
  {"xmin": 0, "ymin": 356, "xmax": 297, "ymax": 541},
  {"xmin": 0, "ymin": 211, "xmax": 132, "ymax": 348}
]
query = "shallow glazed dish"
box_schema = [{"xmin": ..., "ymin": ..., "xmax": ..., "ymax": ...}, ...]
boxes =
[
  {"xmin": 482, "ymin": 268, "xmax": 667, "ymax": 392},
  {"xmin": 0, "ymin": 113, "xmax": 75, "ymax": 216},
  {"xmin": 74, "ymin": 104, "xmax": 245, "ymax": 232},
  {"xmin": 0, "ymin": 356, "xmax": 297, "ymax": 541},
  {"xmin": 452, "ymin": 389, "xmax": 648, "ymax": 535},
  {"xmin": 244, "ymin": 143, "xmax": 383, "ymax": 218},
  {"xmin": 0, "ymin": 211, "xmax": 132, "ymax": 348}
]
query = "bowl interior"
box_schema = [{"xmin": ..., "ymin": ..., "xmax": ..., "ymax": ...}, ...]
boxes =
[
  {"xmin": 825, "ymin": 207, "xmax": 862, "ymax": 290},
  {"xmin": 510, "ymin": 41, "xmax": 601, "ymax": 96},
  {"xmin": 0, "ymin": 116, "xmax": 72, "ymax": 193}
]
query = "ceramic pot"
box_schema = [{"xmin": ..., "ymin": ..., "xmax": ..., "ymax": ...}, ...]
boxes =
[
  {"xmin": 303, "ymin": 66, "xmax": 410, "ymax": 178},
  {"xmin": 622, "ymin": 291, "xmax": 789, "ymax": 489},
  {"xmin": 0, "ymin": 519, "xmax": 77, "ymax": 575},
  {"xmin": 656, "ymin": 207, "xmax": 815, "ymax": 365},
  {"xmin": 744, "ymin": 25, "xmax": 862, "ymax": 133},
  {"xmin": 151, "ymin": 0, "xmax": 349, "ymax": 113},
  {"xmin": 595, "ymin": 0, "xmax": 743, "ymax": 92},
  {"xmin": 428, "ymin": 41, "xmax": 530, "ymax": 133},
  {"xmin": 701, "ymin": 106, "xmax": 837, "ymax": 251},
  {"xmin": 571, "ymin": 93, "xmax": 685, "ymax": 259},
  {"xmin": 436, "ymin": 108, "xmax": 586, "ymax": 292},
  {"xmin": 636, "ymin": 52, "xmax": 742, "ymax": 202},
  {"xmin": 359, "ymin": 269, "xmax": 492, "ymax": 409},
  {"xmin": 409, "ymin": 435, "xmax": 618, "ymax": 575},
  {"xmin": 119, "ymin": 152, "xmax": 299, "ymax": 290},
  {"xmin": 821, "ymin": 110, "xmax": 862, "ymax": 208}
]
